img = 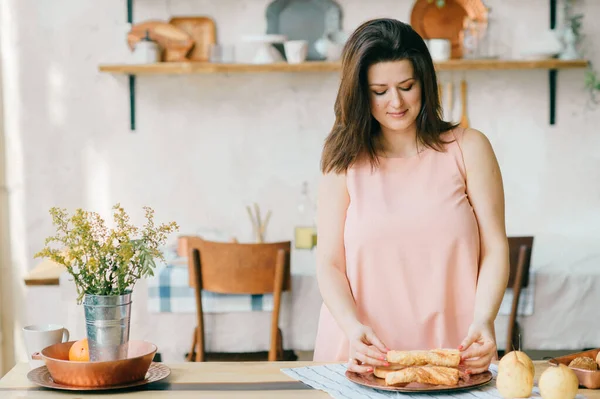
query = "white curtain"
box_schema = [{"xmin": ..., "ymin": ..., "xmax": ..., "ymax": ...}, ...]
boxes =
[
  {"xmin": 0, "ymin": 117, "xmax": 5, "ymax": 379},
  {"xmin": 0, "ymin": 81, "xmax": 5, "ymax": 380},
  {"xmin": 0, "ymin": 26, "xmax": 7, "ymax": 375}
]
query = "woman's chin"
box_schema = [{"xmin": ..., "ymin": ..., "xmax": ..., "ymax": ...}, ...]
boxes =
[{"xmin": 381, "ymin": 119, "xmax": 417, "ymax": 133}]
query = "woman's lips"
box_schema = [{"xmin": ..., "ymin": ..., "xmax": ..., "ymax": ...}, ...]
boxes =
[{"xmin": 387, "ymin": 110, "xmax": 408, "ymax": 118}]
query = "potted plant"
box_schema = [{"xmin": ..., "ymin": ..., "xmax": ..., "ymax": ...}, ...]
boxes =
[
  {"xmin": 34, "ymin": 204, "xmax": 179, "ymax": 361},
  {"xmin": 586, "ymin": 68, "xmax": 600, "ymax": 105}
]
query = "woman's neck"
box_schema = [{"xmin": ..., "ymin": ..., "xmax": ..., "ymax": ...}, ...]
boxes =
[{"xmin": 378, "ymin": 126, "xmax": 419, "ymax": 158}]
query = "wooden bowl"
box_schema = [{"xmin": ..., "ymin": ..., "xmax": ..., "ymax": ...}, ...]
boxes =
[{"xmin": 32, "ymin": 340, "xmax": 157, "ymax": 387}]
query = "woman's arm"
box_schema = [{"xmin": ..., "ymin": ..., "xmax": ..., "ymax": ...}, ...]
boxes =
[
  {"xmin": 462, "ymin": 128, "xmax": 510, "ymax": 326},
  {"xmin": 316, "ymin": 171, "xmax": 388, "ymax": 371},
  {"xmin": 458, "ymin": 128, "xmax": 510, "ymax": 372},
  {"xmin": 315, "ymin": 171, "xmax": 358, "ymax": 334}
]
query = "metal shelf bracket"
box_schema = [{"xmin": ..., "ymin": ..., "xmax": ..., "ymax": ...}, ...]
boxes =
[
  {"xmin": 549, "ymin": 0, "xmax": 557, "ymax": 125},
  {"xmin": 127, "ymin": 0, "xmax": 136, "ymax": 131}
]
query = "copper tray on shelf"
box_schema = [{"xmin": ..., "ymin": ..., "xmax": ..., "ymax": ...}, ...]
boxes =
[
  {"xmin": 548, "ymin": 348, "xmax": 600, "ymax": 389},
  {"xmin": 410, "ymin": 0, "xmax": 488, "ymax": 59}
]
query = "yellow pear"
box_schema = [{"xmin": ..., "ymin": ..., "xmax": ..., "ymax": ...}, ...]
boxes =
[
  {"xmin": 539, "ymin": 364, "xmax": 579, "ymax": 399},
  {"xmin": 499, "ymin": 350, "xmax": 535, "ymax": 377},
  {"xmin": 496, "ymin": 351, "xmax": 534, "ymax": 398}
]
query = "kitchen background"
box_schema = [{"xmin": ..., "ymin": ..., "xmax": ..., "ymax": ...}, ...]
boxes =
[{"xmin": 1, "ymin": 0, "xmax": 600, "ymax": 370}]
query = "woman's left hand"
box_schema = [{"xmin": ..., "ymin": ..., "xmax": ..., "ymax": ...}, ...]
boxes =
[{"xmin": 458, "ymin": 321, "xmax": 498, "ymax": 375}]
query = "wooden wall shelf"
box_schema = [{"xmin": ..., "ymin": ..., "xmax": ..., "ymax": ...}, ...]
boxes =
[
  {"xmin": 98, "ymin": 59, "xmax": 588, "ymax": 75},
  {"xmin": 111, "ymin": 0, "xmax": 585, "ymax": 130},
  {"xmin": 100, "ymin": 58, "xmax": 588, "ymax": 131},
  {"xmin": 435, "ymin": 58, "xmax": 588, "ymax": 71},
  {"xmin": 99, "ymin": 61, "xmax": 341, "ymax": 74}
]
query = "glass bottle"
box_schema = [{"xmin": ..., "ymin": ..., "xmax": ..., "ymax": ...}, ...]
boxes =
[
  {"xmin": 478, "ymin": 7, "xmax": 497, "ymax": 59},
  {"xmin": 294, "ymin": 181, "xmax": 316, "ymax": 250},
  {"xmin": 462, "ymin": 17, "xmax": 479, "ymax": 59}
]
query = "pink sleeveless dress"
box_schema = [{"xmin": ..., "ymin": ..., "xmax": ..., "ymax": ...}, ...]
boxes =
[{"xmin": 313, "ymin": 128, "xmax": 480, "ymax": 362}]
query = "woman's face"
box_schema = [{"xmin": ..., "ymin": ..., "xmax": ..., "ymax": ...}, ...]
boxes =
[{"xmin": 367, "ymin": 60, "xmax": 422, "ymax": 134}]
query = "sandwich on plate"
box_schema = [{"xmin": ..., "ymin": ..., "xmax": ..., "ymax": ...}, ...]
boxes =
[{"xmin": 374, "ymin": 348, "xmax": 465, "ymax": 386}]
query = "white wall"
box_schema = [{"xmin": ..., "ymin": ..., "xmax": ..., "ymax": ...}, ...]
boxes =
[{"xmin": 1, "ymin": 0, "xmax": 600, "ymax": 367}]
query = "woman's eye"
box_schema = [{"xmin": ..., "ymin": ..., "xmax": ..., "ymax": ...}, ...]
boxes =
[
  {"xmin": 400, "ymin": 85, "xmax": 413, "ymax": 92},
  {"xmin": 373, "ymin": 91, "xmax": 387, "ymax": 96}
]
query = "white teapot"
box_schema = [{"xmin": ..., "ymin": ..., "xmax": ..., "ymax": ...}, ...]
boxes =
[{"xmin": 314, "ymin": 30, "xmax": 349, "ymax": 61}]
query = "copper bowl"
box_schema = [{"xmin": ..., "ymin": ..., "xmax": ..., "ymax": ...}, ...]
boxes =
[
  {"xmin": 548, "ymin": 348, "xmax": 600, "ymax": 389},
  {"xmin": 32, "ymin": 340, "xmax": 157, "ymax": 388}
]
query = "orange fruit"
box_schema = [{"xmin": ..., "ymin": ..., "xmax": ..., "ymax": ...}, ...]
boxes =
[{"xmin": 68, "ymin": 338, "xmax": 89, "ymax": 362}]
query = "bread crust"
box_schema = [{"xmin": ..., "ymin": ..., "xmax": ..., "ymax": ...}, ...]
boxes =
[
  {"xmin": 373, "ymin": 364, "xmax": 406, "ymax": 379},
  {"xmin": 569, "ymin": 356, "xmax": 598, "ymax": 371},
  {"xmin": 384, "ymin": 365, "xmax": 460, "ymax": 386},
  {"xmin": 386, "ymin": 349, "xmax": 461, "ymax": 367}
]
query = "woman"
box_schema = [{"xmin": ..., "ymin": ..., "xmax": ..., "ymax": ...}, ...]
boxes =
[{"xmin": 313, "ymin": 18, "xmax": 509, "ymax": 377}]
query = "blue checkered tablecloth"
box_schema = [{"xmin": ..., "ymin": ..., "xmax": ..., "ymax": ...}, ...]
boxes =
[
  {"xmin": 148, "ymin": 257, "xmax": 534, "ymax": 317},
  {"xmin": 281, "ymin": 363, "xmax": 587, "ymax": 399},
  {"xmin": 147, "ymin": 262, "xmax": 275, "ymax": 313}
]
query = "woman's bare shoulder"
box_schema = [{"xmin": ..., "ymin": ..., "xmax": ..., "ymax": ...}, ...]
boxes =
[
  {"xmin": 458, "ymin": 128, "xmax": 499, "ymax": 176},
  {"xmin": 319, "ymin": 169, "xmax": 347, "ymax": 191},
  {"xmin": 440, "ymin": 127, "xmax": 493, "ymax": 151},
  {"xmin": 461, "ymin": 128, "xmax": 494, "ymax": 155}
]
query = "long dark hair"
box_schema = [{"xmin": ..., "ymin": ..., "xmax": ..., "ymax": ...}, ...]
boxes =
[{"xmin": 321, "ymin": 18, "xmax": 458, "ymax": 174}]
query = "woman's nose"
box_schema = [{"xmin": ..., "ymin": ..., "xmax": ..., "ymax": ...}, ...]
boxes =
[{"xmin": 390, "ymin": 88, "xmax": 403, "ymax": 108}]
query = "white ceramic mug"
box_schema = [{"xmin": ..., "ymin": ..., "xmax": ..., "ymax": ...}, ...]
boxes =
[
  {"xmin": 428, "ymin": 39, "xmax": 451, "ymax": 61},
  {"xmin": 23, "ymin": 324, "xmax": 70, "ymax": 369},
  {"xmin": 284, "ymin": 40, "xmax": 308, "ymax": 64}
]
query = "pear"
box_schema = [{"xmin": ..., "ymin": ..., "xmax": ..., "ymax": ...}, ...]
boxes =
[
  {"xmin": 539, "ymin": 364, "xmax": 579, "ymax": 399},
  {"xmin": 496, "ymin": 350, "xmax": 534, "ymax": 398},
  {"xmin": 499, "ymin": 350, "xmax": 535, "ymax": 377}
]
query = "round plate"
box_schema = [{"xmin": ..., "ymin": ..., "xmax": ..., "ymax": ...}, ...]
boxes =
[
  {"xmin": 27, "ymin": 362, "xmax": 170, "ymax": 391},
  {"xmin": 345, "ymin": 369, "xmax": 493, "ymax": 393}
]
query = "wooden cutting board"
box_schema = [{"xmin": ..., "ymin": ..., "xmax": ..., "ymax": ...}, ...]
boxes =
[
  {"xmin": 169, "ymin": 17, "xmax": 217, "ymax": 62},
  {"xmin": 127, "ymin": 20, "xmax": 194, "ymax": 62}
]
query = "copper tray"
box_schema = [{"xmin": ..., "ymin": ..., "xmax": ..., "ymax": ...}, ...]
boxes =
[
  {"xmin": 548, "ymin": 348, "xmax": 600, "ymax": 389},
  {"xmin": 28, "ymin": 362, "xmax": 170, "ymax": 391},
  {"xmin": 31, "ymin": 340, "xmax": 158, "ymax": 388},
  {"xmin": 410, "ymin": 0, "xmax": 488, "ymax": 59},
  {"xmin": 346, "ymin": 369, "xmax": 493, "ymax": 393}
]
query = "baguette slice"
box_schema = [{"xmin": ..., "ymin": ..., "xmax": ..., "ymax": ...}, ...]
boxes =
[
  {"xmin": 385, "ymin": 365, "xmax": 460, "ymax": 386},
  {"xmin": 386, "ymin": 348, "xmax": 460, "ymax": 367}
]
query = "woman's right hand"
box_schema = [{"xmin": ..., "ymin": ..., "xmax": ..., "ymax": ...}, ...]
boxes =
[{"xmin": 346, "ymin": 323, "xmax": 390, "ymax": 373}]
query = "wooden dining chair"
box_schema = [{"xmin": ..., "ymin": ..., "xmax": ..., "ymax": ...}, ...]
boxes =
[
  {"xmin": 504, "ymin": 236, "xmax": 534, "ymax": 353},
  {"xmin": 182, "ymin": 236, "xmax": 291, "ymax": 362}
]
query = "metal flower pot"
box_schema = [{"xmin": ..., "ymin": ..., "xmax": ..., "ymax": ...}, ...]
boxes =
[{"xmin": 83, "ymin": 293, "xmax": 132, "ymax": 362}]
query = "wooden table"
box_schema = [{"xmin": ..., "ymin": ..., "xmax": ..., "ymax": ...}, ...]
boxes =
[{"xmin": 1, "ymin": 361, "xmax": 598, "ymax": 398}]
